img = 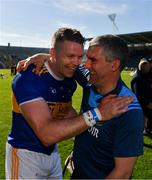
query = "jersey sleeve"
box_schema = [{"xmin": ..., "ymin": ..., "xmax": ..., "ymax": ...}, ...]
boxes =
[
  {"xmin": 12, "ymin": 66, "xmax": 44, "ymax": 105},
  {"xmin": 113, "ymin": 109, "xmax": 144, "ymax": 157},
  {"xmin": 74, "ymin": 64, "xmax": 90, "ymax": 87}
]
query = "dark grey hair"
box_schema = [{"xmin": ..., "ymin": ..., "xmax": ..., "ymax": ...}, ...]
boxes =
[{"xmin": 89, "ymin": 35, "xmax": 129, "ymax": 71}]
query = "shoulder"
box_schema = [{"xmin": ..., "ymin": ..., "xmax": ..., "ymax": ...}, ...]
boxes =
[
  {"xmin": 13, "ymin": 64, "xmax": 37, "ymax": 82},
  {"xmin": 119, "ymin": 108, "xmax": 144, "ymax": 129},
  {"xmin": 119, "ymin": 84, "xmax": 141, "ymax": 109},
  {"xmin": 118, "ymin": 84, "xmax": 144, "ymax": 125},
  {"xmin": 12, "ymin": 65, "xmax": 44, "ymax": 103}
]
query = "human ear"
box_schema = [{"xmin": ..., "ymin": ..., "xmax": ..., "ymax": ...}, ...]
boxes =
[{"xmin": 112, "ymin": 59, "xmax": 120, "ymax": 72}]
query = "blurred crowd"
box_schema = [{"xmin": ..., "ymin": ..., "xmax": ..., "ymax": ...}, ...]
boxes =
[{"xmin": 131, "ymin": 58, "xmax": 152, "ymax": 135}]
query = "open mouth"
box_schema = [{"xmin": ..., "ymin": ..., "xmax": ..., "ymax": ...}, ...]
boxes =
[
  {"xmin": 67, "ymin": 67, "xmax": 77, "ymax": 73},
  {"xmin": 65, "ymin": 67, "xmax": 77, "ymax": 77}
]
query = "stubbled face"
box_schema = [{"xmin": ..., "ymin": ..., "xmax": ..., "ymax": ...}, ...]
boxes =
[
  {"xmin": 85, "ymin": 45, "xmax": 113, "ymax": 87},
  {"xmin": 54, "ymin": 40, "xmax": 84, "ymax": 78}
]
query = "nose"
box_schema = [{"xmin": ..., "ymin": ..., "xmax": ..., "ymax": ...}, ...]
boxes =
[
  {"xmin": 84, "ymin": 59, "xmax": 91, "ymax": 69},
  {"xmin": 73, "ymin": 57, "xmax": 81, "ymax": 66}
]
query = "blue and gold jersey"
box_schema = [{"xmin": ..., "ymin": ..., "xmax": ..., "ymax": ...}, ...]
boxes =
[
  {"xmin": 73, "ymin": 65, "xmax": 144, "ymax": 179},
  {"xmin": 8, "ymin": 62, "xmax": 77, "ymax": 155}
]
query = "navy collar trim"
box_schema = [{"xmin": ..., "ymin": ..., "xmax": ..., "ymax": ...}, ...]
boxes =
[{"xmin": 91, "ymin": 78, "xmax": 123, "ymax": 98}]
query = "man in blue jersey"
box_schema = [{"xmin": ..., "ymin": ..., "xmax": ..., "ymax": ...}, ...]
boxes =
[
  {"xmin": 19, "ymin": 35, "xmax": 144, "ymax": 179},
  {"xmin": 6, "ymin": 28, "xmax": 132, "ymax": 179}
]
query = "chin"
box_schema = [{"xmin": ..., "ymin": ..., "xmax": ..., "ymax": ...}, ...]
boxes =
[
  {"xmin": 89, "ymin": 81, "xmax": 95, "ymax": 86},
  {"xmin": 89, "ymin": 78, "xmax": 96, "ymax": 85},
  {"xmin": 65, "ymin": 73, "xmax": 74, "ymax": 78}
]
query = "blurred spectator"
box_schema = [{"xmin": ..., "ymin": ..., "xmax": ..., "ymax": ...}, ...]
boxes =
[
  {"xmin": 131, "ymin": 58, "xmax": 152, "ymax": 134},
  {"xmin": 148, "ymin": 58, "xmax": 152, "ymax": 73},
  {"xmin": 10, "ymin": 64, "xmax": 17, "ymax": 76}
]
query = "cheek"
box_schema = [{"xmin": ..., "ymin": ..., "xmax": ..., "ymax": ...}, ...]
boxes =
[
  {"xmin": 62, "ymin": 58, "xmax": 71, "ymax": 66},
  {"xmin": 95, "ymin": 64, "xmax": 104, "ymax": 73},
  {"xmin": 96, "ymin": 65, "xmax": 108, "ymax": 76}
]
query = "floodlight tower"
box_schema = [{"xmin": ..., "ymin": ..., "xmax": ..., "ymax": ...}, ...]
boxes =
[{"xmin": 108, "ymin": 13, "xmax": 119, "ymax": 34}]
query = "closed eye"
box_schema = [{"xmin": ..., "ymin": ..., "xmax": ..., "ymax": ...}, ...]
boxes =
[{"xmin": 88, "ymin": 57, "xmax": 97, "ymax": 63}]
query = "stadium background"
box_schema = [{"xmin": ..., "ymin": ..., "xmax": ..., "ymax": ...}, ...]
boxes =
[
  {"xmin": 0, "ymin": 31, "xmax": 152, "ymax": 179},
  {"xmin": 0, "ymin": 31, "xmax": 152, "ymax": 69}
]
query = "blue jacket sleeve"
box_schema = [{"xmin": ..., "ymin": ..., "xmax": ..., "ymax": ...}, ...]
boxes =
[
  {"xmin": 113, "ymin": 109, "xmax": 144, "ymax": 157},
  {"xmin": 74, "ymin": 64, "xmax": 90, "ymax": 88}
]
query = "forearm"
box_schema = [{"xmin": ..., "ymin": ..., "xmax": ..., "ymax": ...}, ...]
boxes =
[
  {"xmin": 38, "ymin": 53, "xmax": 50, "ymax": 61},
  {"xmin": 21, "ymin": 100, "xmax": 101, "ymax": 146},
  {"xmin": 41, "ymin": 114, "xmax": 88, "ymax": 146},
  {"xmin": 30, "ymin": 53, "xmax": 50, "ymax": 62},
  {"xmin": 21, "ymin": 95, "xmax": 133, "ymax": 146},
  {"xmin": 105, "ymin": 168, "xmax": 131, "ymax": 179},
  {"xmin": 106, "ymin": 157, "xmax": 137, "ymax": 179},
  {"xmin": 64, "ymin": 106, "xmax": 78, "ymax": 118}
]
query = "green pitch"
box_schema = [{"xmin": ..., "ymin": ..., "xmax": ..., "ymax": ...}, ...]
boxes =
[{"xmin": 0, "ymin": 69, "xmax": 152, "ymax": 179}]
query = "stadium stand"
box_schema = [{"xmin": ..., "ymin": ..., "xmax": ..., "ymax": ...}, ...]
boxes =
[
  {"xmin": 0, "ymin": 31, "xmax": 151, "ymax": 68},
  {"xmin": 0, "ymin": 45, "xmax": 49, "ymax": 68},
  {"xmin": 86, "ymin": 31, "xmax": 152, "ymax": 68}
]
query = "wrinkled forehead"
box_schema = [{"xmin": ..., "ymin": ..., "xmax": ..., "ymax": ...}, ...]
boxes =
[{"xmin": 87, "ymin": 45, "xmax": 103, "ymax": 55}]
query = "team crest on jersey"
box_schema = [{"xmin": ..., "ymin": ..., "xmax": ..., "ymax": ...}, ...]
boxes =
[{"xmin": 49, "ymin": 87, "xmax": 57, "ymax": 94}]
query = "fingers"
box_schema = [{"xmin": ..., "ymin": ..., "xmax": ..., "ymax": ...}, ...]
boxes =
[
  {"xmin": 114, "ymin": 106, "xmax": 128, "ymax": 116},
  {"xmin": 103, "ymin": 94, "xmax": 117, "ymax": 100},
  {"xmin": 114, "ymin": 96, "xmax": 133, "ymax": 108},
  {"xmin": 17, "ymin": 59, "xmax": 44, "ymax": 74},
  {"xmin": 108, "ymin": 96, "xmax": 133, "ymax": 114},
  {"xmin": 105, "ymin": 96, "xmax": 133, "ymax": 106},
  {"xmin": 19, "ymin": 57, "xmax": 43, "ymax": 72},
  {"xmin": 98, "ymin": 95, "xmax": 133, "ymax": 121},
  {"xmin": 16, "ymin": 60, "xmax": 27, "ymax": 72},
  {"xmin": 115, "ymin": 96, "xmax": 133, "ymax": 103},
  {"xmin": 23, "ymin": 56, "xmax": 42, "ymax": 71},
  {"xmin": 23, "ymin": 58, "xmax": 32, "ymax": 71},
  {"xmin": 16, "ymin": 54, "xmax": 48, "ymax": 73}
]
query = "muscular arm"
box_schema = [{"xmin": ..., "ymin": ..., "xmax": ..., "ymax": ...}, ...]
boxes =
[
  {"xmin": 20, "ymin": 99, "xmax": 86, "ymax": 146},
  {"xmin": 20, "ymin": 95, "xmax": 132, "ymax": 146},
  {"xmin": 17, "ymin": 53, "xmax": 50, "ymax": 72},
  {"xmin": 106, "ymin": 157, "xmax": 137, "ymax": 179},
  {"xmin": 64, "ymin": 106, "xmax": 78, "ymax": 118}
]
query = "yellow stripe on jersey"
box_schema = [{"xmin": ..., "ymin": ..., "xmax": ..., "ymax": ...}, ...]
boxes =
[
  {"xmin": 11, "ymin": 147, "xmax": 19, "ymax": 180},
  {"xmin": 32, "ymin": 67, "xmax": 48, "ymax": 76},
  {"xmin": 47, "ymin": 102, "xmax": 72, "ymax": 119},
  {"xmin": 12, "ymin": 93, "xmax": 21, "ymax": 113}
]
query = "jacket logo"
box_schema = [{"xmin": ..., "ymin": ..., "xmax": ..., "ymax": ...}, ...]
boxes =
[{"xmin": 88, "ymin": 127, "xmax": 99, "ymax": 138}]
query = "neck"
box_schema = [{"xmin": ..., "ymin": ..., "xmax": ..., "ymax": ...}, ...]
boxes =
[
  {"xmin": 47, "ymin": 59, "xmax": 64, "ymax": 80},
  {"xmin": 97, "ymin": 74, "xmax": 120, "ymax": 95}
]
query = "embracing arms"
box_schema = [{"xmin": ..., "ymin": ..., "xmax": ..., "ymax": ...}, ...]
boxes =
[
  {"xmin": 20, "ymin": 94, "xmax": 132, "ymax": 146},
  {"xmin": 16, "ymin": 53, "xmax": 133, "ymax": 146}
]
